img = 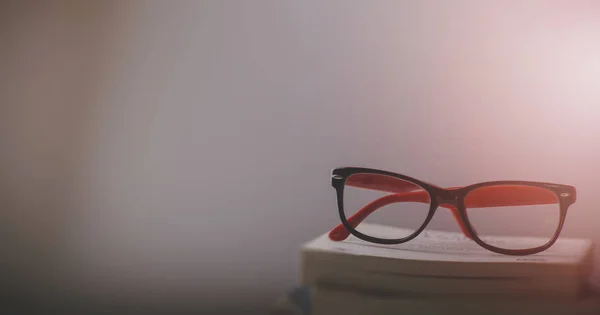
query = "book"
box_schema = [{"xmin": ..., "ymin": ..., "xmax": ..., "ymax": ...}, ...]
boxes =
[
  {"xmin": 269, "ymin": 286, "xmax": 600, "ymax": 315},
  {"xmin": 590, "ymin": 244, "xmax": 600, "ymax": 292},
  {"xmin": 301, "ymin": 223, "xmax": 594, "ymax": 297},
  {"xmin": 310, "ymin": 284, "xmax": 600, "ymax": 315}
]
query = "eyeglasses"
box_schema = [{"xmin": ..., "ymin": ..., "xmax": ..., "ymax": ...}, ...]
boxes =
[{"xmin": 329, "ymin": 167, "xmax": 576, "ymax": 255}]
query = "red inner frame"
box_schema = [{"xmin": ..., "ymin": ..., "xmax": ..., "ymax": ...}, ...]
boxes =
[{"xmin": 329, "ymin": 174, "xmax": 560, "ymax": 241}]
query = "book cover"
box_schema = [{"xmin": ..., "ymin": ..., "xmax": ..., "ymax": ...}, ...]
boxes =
[
  {"xmin": 311, "ymin": 284, "xmax": 600, "ymax": 315},
  {"xmin": 270, "ymin": 285, "xmax": 600, "ymax": 315}
]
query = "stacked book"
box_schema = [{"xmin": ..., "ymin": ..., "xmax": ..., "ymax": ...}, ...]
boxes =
[{"xmin": 273, "ymin": 223, "xmax": 600, "ymax": 315}]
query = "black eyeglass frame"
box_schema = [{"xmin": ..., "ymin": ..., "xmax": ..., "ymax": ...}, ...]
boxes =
[{"xmin": 331, "ymin": 167, "xmax": 577, "ymax": 256}]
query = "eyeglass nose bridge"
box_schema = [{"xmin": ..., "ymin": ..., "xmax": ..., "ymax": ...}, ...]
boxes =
[{"xmin": 434, "ymin": 190, "xmax": 461, "ymax": 207}]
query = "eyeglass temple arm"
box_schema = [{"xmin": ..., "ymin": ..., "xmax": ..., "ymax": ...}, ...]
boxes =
[
  {"xmin": 329, "ymin": 191, "xmax": 467, "ymax": 241},
  {"xmin": 343, "ymin": 173, "xmax": 419, "ymax": 194},
  {"xmin": 329, "ymin": 185, "xmax": 560, "ymax": 242}
]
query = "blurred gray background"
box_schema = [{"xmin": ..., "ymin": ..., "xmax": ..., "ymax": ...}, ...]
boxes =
[{"xmin": 2, "ymin": 1, "xmax": 600, "ymax": 314}]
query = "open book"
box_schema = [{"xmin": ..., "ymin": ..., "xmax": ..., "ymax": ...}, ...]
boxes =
[{"xmin": 301, "ymin": 223, "xmax": 594, "ymax": 297}]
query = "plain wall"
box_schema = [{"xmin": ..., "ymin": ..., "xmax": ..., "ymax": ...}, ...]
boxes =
[
  {"xmin": 0, "ymin": 0, "xmax": 114, "ymax": 303},
  {"xmin": 3, "ymin": 1, "xmax": 600, "ymax": 313}
]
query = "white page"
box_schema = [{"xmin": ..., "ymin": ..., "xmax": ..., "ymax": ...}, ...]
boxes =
[{"xmin": 305, "ymin": 223, "xmax": 592, "ymax": 264}]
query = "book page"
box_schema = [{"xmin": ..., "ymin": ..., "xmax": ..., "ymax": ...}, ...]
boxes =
[{"xmin": 305, "ymin": 223, "xmax": 592, "ymax": 264}]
